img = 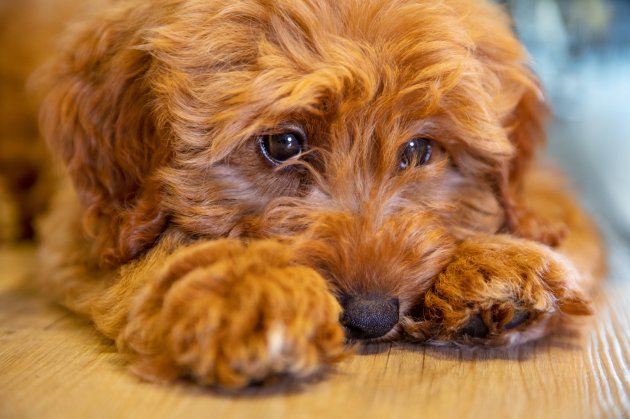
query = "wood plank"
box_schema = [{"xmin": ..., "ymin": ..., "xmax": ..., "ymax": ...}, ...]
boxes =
[{"xmin": 0, "ymin": 244, "xmax": 628, "ymax": 419}]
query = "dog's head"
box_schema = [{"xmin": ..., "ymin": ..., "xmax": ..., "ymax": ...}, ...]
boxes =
[{"xmin": 40, "ymin": 0, "xmax": 550, "ymax": 339}]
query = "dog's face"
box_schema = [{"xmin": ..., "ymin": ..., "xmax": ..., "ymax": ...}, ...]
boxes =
[{"xmin": 40, "ymin": 0, "xmax": 546, "ymax": 340}]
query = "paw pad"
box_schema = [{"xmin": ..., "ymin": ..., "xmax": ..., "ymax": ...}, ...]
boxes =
[
  {"xmin": 460, "ymin": 315, "xmax": 489, "ymax": 338},
  {"xmin": 457, "ymin": 308, "xmax": 534, "ymax": 342}
]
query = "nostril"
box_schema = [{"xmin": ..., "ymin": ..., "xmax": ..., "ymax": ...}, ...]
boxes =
[{"xmin": 340, "ymin": 296, "xmax": 399, "ymax": 340}]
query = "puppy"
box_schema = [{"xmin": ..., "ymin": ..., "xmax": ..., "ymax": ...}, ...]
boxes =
[{"xmin": 30, "ymin": 0, "xmax": 606, "ymax": 388}]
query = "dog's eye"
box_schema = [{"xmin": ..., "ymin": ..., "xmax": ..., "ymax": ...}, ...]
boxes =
[
  {"xmin": 259, "ymin": 131, "xmax": 305, "ymax": 164},
  {"xmin": 399, "ymin": 138, "xmax": 432, "ymax": 170}
]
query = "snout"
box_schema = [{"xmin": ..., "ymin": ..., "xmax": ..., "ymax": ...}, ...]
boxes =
[{"xmin": 340, "ymin": 295, "xmax": 399, "ymax": 340}]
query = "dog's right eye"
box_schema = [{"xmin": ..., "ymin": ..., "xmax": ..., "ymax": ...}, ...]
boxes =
[
  {"xmin": 399, "ymin": 138, "xmax": 433, "ymax": 170},
  {"xmin": 259, "ymin": 131, "xmax": 305, "ymax": 164}
]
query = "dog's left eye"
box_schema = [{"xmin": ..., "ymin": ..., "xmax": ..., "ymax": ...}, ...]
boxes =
[
  {"xmin": 399, "ymin": 138, "xmax": 432, "ymax": 170},
  {"xmin": 259, "ymin": 131, "xmax": 305, "ymax": 164}
]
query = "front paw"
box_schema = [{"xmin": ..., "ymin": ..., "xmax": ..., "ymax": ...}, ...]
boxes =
[
  {"xmin": 420, "ymin": 236, "xmax": 591, "ymax": 346},
  {"xmin": 120, "ymin": 240, "xmax": 346, "ymax": 389}
]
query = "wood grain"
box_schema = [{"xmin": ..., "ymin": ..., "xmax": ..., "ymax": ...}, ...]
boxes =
[{"xmin": 0, "ymin": 244, "xmax": 628, "ymax": 419}]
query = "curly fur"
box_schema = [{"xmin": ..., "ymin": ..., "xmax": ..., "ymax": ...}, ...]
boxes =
[{"xmin": 2, "ymin": 0, "xmax": 606, "ymax": 388}]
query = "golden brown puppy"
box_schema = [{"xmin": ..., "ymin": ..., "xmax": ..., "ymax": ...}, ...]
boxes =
[{"xmin": 25, "ymin": 0, "xmax": 607, "ymax": 388}]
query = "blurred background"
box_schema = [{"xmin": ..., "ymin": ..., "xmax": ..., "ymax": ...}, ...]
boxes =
[{"xmin": 500, "ymin": 0, "xmax": 630, "ymax": 279}]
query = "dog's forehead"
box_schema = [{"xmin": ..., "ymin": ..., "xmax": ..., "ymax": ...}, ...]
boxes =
[
  {"xmin": 204, "ymin": 0, "xmax": 479, "ymax": 110},
  {"xmin": 151, "ymin": 0, "xmax": 517, "ymax": 163}
]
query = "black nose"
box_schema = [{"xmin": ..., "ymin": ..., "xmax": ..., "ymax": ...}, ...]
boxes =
[{"xmin": 340, "ymin": 296, "xmax": 399, "ymax": 340}]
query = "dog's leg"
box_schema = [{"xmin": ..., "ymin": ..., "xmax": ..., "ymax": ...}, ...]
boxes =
[
  {"xmin": 38, "ymin": 187, "xmax": 345, "ymax": 388},
  {"xmin": 403, "ymin": 168, "xmax": 606, "ymax": 347},
  {"xmin": 53, "ymin": 237, "xmax": 345, "ymax": 388},
  {"xmin": 419, "ymin": 235, "xmax": 593, "ymax": 346},
  {"xmin": 116, "ymin": 238, "xmax": 346, "ymax": 388}
]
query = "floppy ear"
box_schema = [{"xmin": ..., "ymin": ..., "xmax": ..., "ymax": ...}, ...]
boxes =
[
  {"xmin": 495, "ymin": 80, "xmax": 567, "ymax": 247},
  {"xmin": 468, "ymin": 3, "xmax": 565, "ymax": 246},
  {"xmin": 38, "ymin": 4, "xmax": 170, "ymax": 267}
]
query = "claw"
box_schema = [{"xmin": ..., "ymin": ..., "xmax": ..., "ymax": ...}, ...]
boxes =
[{"xmin": 505, "ymin": 310, "xmax": 530, "ymax": 330}]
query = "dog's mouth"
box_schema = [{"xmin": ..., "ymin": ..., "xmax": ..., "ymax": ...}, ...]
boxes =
[{"xmin": 343, "ymin": 324, "xmax": 405, "ymax": 344}]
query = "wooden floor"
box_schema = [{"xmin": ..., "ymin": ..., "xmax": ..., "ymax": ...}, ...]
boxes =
[{"xmin": 0, "ymin": 244, "xmax": 628, "ymax": 419}]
